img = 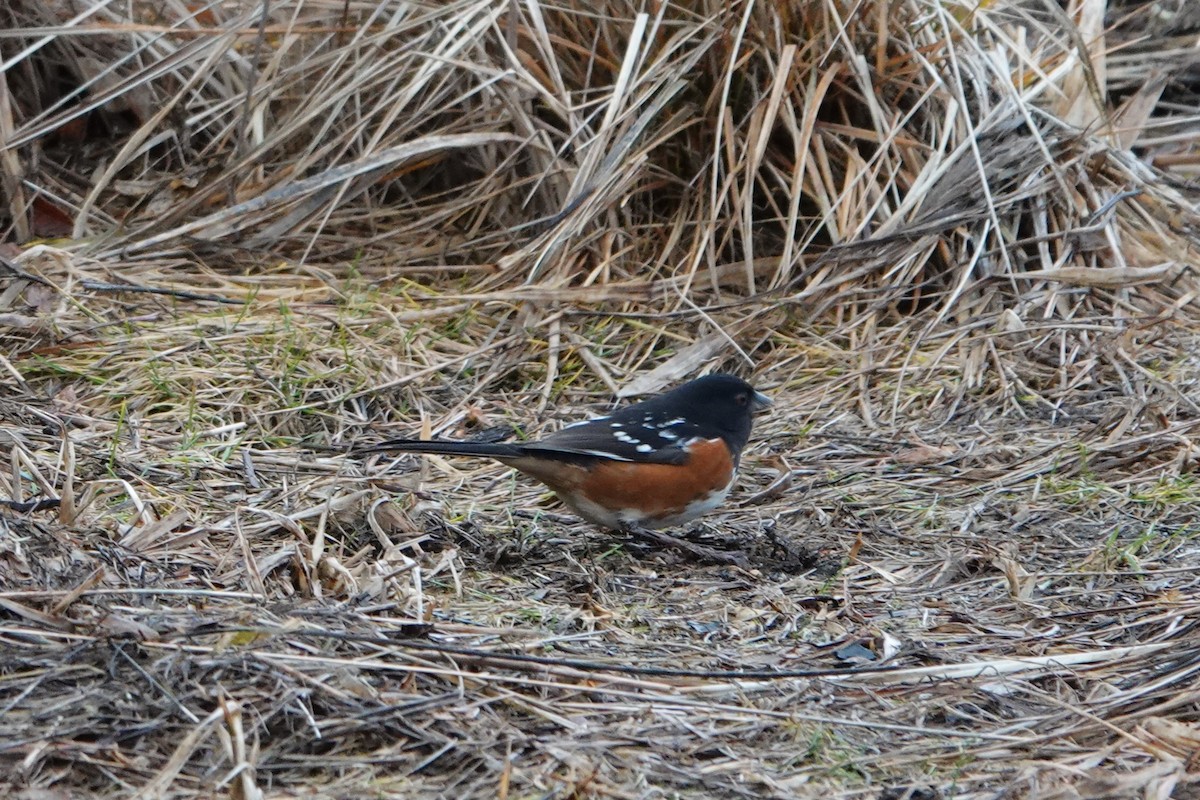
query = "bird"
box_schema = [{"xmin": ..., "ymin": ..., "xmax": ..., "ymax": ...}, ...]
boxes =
[{"xmin": 356, "ymin": 374, "xmax": 772, "ymax": 533}]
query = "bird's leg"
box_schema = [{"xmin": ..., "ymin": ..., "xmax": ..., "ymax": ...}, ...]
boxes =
[{"xmin": 620, "ymin": 524, "xmax": 750, "ymax": 568}]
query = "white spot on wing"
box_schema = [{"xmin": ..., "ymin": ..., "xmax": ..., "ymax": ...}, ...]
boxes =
[
  {"xmin": 564, "ymin": 414, "xmax": 608, "ymax": 430},
  {"xmin": 636, "ymin": 443, "xmax": 653, "ymax": 453},
  {"xmin": 574, "ymin": 449, "xmax": 633, "ymax": 461}
]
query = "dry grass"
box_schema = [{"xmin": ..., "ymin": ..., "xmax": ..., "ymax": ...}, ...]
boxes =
[{"xmin": 3, "ymin": 0, "xmax": 1200, "ymax": 797}]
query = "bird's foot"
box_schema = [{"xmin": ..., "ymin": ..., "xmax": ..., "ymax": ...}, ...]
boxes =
[{"xmin": 622, "ymin": 525, "xmax": 750, "ymax": 569}]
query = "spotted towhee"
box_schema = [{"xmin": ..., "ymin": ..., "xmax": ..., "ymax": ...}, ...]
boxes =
[{"xmin": 359, "ymin": 374, "xmax": 772, "ymax": 532}]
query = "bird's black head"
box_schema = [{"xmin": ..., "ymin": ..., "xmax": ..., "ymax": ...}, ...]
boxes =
[{"xmin": 642, "ymin": 373, "xmax": 771, "ymax": 457}]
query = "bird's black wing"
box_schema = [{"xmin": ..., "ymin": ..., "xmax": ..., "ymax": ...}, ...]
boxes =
[{"xmin": 519, "ymin": 411, "xmax": 707, "ymax": 465}]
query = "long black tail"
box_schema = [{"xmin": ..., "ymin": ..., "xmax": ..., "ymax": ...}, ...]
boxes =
[{"xmin": 352, "ymin": 439, "xmax": 525, "ymax": 459}]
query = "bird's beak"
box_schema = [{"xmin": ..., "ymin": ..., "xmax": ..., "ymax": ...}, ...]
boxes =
[{"xmin": 752, "ymin": 390, "xmax": 773, "ymax": 411}]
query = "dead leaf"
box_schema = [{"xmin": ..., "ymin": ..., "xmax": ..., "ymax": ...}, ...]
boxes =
[
  {"xmin": 893, "ymin": 443, "xmax": 957, "ymax": 464},
  {"xmin": 30, "ymin": 197, "xmax": 74, "ymax": 239}
]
